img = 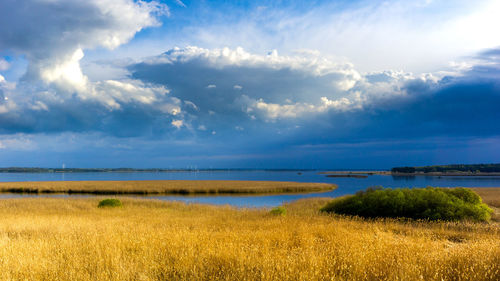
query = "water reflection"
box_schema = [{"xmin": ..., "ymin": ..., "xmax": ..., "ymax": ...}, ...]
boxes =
[{"xmin": 391, "ymin": 175, "xmax": 416, "ymax": 181}]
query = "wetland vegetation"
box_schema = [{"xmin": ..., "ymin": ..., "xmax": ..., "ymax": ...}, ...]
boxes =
[
  {"xmin": 0, "ymin": 183, "xmax": 498, "ymax": 280},
  {"xmin": 0, "ymin": 180, "xmax": 336, "ymax": 195},
  {"xmin": 0, "ymin": 193, "xmax": 498, "ymax": 280}
]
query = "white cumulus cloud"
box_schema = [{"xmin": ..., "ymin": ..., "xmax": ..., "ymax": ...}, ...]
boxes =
[{"xmin": 0, "ymin": 0, "xmax": 168, "ymax": 105}]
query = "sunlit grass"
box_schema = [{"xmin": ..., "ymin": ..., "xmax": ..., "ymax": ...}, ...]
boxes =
[
  {"xmin": 0, "ymin": 180, "xmax": 336, "ymax": 195},
  {"xmin": 472, "ymin": 188, "xmax": 500, "ymax": 208},
  {"xmin": 0, "ymin": 196, "xmax": 498, "ymax": 280}
]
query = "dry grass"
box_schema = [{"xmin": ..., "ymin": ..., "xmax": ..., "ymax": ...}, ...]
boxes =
[
  {"xmin": 0, "ymin": 197, "xmax": 498, "ymax": 280},
  {"xmin": 472, "ymin": 188, "xmax": 500, "ymax": 208},
  {"xmin": 0, "ymin": 180, "xmax": 336, "ymax": 195}
]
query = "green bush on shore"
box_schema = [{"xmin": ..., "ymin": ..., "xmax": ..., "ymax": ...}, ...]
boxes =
[
  {"xmin": 98, "ymin": 198, "xmax": 123, "ymax": 208},
  {"xmin": 270, "ymin": 206, "xmax": 287, "ymax": 216},
  {"xmin": 321, "ymin": 187, "xmax": 493, "ymax": 222}
]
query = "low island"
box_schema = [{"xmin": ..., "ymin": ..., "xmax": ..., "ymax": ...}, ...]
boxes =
[{"xmin": 0, "ymin": 180, "xmax": 337, "ymax": 195}]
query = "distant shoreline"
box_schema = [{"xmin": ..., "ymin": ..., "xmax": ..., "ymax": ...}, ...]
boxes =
[
  {"xmin": 0, "ymin": 168, "xmax": 319, "ymax": 173},
  {"xmin": 3, "ymin": 167, "xmax": 500, "ymax": 177},
  {"xmin": 391, "ymin": 172, "xmax": 500, "ymax": 176},
  {"xmin": 320, "ymin": 171, "xmax": 500, "ymax": 177}
]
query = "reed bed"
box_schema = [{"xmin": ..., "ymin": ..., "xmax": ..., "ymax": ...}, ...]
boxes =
[
  {"xmin": 0, "ymin": 180, "xmax": 336, "ymax": 195},
  {"xmin": 0, "ymin": 197, "xmax": 498, "ymax": 280}
]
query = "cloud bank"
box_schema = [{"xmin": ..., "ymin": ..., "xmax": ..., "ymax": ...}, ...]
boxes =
[
  {"xmin": 2, "ymin": 44, "xmax": 500, "ymax": 145},
  {"xmin": 130, "ymin": 46, "xmax": 500, "ymax": 141}
]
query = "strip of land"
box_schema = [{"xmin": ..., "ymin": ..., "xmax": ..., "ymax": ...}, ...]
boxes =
[
  {"xmin": 392, "ymin": 172, "xmax": 500, "ymax": 176},
  {"xmin": 320, "ymin": 170, "xmax": 500, "ymax": 176},
  {"xmin": 391, "ymin": 163, "xmax": 500, "ymax": 176},
  {"xmin": 0, "ymin": 180, "xmax": 336, "ymax": 195},
  {"xmin": 322, "ymin": 164, "xmax": 500, "ymax": 176}
]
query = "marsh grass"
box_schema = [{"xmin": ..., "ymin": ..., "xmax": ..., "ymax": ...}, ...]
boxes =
[
  {"xmin": 0, "ymin": 180, "xmax": 336, "ymax": 195},
  {"xmin": 0, "ymin": 196, "xmax": 498, "ymax": 280}
]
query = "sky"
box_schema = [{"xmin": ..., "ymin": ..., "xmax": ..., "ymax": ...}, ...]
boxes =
[{"xmin": 0, "ymin": 0, "xmax": 499, "ymax": 169}]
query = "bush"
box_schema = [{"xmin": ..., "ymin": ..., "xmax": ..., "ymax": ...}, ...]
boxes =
[
  {"xmin": 98, "ymin": 198, "xmax": 123, "ymax": 208},
  {"xmin": 321, "ymin": 187, "xmax": 492, "ymax": 222},
  {"xmin": 270, "ymin": 206, "xmax": 287, "ymax": 216}
]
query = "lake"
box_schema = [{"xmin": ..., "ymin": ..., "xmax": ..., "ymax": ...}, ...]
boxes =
[{"xmin": 1, "ymin": 170, "xmax": 500, "ymax": 207}]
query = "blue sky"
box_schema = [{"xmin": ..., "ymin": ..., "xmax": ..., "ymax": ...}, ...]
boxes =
[{"xmin": 0, "ymin": 0, "xmax": 499, "ymax": 169}]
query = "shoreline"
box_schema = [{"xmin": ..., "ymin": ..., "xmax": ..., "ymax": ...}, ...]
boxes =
[
  {"xmin": 321, "ymin": 171, "xmax": 500, "ymax": 177},
  {"xmin": 391, "ymin": 172, "xmax": 500, "ymax": 176}
]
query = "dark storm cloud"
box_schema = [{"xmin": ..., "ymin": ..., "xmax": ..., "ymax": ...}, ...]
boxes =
[{"xmin": 278, "ymin": 72, "xmax": 500, "ymax": 147}]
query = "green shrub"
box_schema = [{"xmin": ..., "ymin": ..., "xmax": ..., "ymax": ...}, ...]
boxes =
[
  {"xmin": 321, "ymin": 187, "xmax": 492, "ymax": 222},
  {"xmin": 98, "ymin": 198, "xmax": 123, "ymax": 208},
  {"xmin": 270, "ymin": 206, "xmax": 287, "ymax": 216}
]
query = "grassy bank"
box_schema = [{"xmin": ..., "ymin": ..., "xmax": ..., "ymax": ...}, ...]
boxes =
[
  {"xmin": 0, "ymin": 196, "xmax": 498, "ymax": 280},
  {"xmin": 0, "ymin": 180, "xmax": 336, "ymax": 195}
]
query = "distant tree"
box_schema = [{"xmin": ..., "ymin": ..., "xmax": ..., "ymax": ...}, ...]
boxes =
[{"xmin": 391, "ymin": 167, "xmax": 416, "ymax": 173}]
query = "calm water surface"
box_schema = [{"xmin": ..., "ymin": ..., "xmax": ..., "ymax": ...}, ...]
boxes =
[{"xmin": 1, "ymin": 171, "xmax": 499, "ymax": 207}]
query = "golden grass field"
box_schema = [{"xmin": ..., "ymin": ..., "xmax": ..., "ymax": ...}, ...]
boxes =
[
  {"xmin": 0, "ymin": 180, "xmax": 336, "ymax": 195},
  {"xmin": 0, "ymin": 188, "xmax": 498, "ymax": 280}
]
